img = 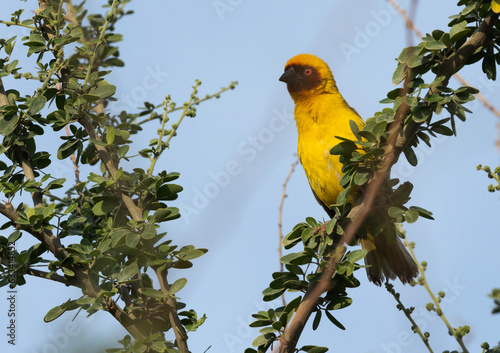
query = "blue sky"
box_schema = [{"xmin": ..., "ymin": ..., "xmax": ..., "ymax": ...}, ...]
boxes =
[{"xmin": 0, "ymin": 1, "xmax": 499, "ymax": 352}]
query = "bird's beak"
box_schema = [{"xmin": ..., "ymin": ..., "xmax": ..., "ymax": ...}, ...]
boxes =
[{"xmin": 279, "ymin": 68, "xmax": 299, "ymax": 84}]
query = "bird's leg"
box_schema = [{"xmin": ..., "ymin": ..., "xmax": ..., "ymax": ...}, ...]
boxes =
[{"xmin": 313, "ymin": 220, "xmax": 329, "ymax": 241}]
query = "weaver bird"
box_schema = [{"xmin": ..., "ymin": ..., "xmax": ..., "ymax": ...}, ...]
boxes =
[{"xmin": 279, "ymin": 54, "xmax": 418, "ymax": 285}]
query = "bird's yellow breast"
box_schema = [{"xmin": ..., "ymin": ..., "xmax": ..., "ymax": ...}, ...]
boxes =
[{"xmin": 294, "ymin": 92, "xmax": 364, "ymax": 207}]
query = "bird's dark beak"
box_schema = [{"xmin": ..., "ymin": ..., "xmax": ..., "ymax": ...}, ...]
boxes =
[{"xmin": 279, "ymin": 68, "xmax": 299, "ymax": 84}]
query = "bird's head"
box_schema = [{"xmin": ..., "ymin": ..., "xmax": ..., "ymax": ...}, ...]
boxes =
[{"xmin": 279, "ymin": 54, "xmax": 336, "ymax": 102}]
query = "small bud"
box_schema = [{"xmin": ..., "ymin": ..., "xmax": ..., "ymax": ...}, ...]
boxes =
[
  {"xmin": 495, "ymin": 167, "xmax": 500, "ymax": 175},
  {"xmin": 484, "ymin": 165, "xmax": 491, "ymax": 173},
  {"xmin": 476, "ymin": 164, "xmax": 482, "ymax": 170},
  {"xmin": 481, "ymin": 342, "xmax": 490, "ymax": 350},
  {"xmin": 425, "ymin": 303, "xmax": 434, "ymax": 311},
  {"xmin": 438, "ymin": 291, "xmax": 445, "ymax": 298}
]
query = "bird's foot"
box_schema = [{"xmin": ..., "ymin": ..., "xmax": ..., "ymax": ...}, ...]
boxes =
[{"xmin": 313, "ymin": 220, "xmax": 329, "ymax": 241}]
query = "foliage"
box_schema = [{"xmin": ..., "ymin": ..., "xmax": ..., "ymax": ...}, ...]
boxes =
[{"xmin": 0, "ymin": 1, "xmax": 235, "ymax": 352}]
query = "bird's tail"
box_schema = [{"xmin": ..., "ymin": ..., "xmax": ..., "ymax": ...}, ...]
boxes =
[{"xmin": 360, "ymin": 231, "xmax": 418, "ymax": 286}]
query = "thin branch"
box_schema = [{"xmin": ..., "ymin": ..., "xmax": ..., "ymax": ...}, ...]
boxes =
[
  {"xmin": 156, "ymin": 268, "xmax": 190, "ymax": 353},
  {"xmin": 405, "ymin": 240, "xmax": 469, "ymax": 353},
  {"xmin": 79, "ymin": 114, "xmax": 143, "ymax": 221},
  {"xmin": 0, "ymin": 20, "xmax": 36, "ymax": 30},
  {"xmin": 0, "ymin": 77, "xmax": 9, "ymax": 107},
  {"xmin": 26, "ymin": 267, "xmax": 67, "ymax": 284},
  {"xmin": 64, "ymin": 125, "xmax": 81, "ymax": 184},
  {"xmin": 83, "ymin": 0, "xmax": 119, "ymax": 86},
  {"xmin": 278, "ymin": 158, "xmax": 299, "ymax": 307},
  {"xmin": 15, "ymin": 146, "xmax": 44, "ymax": 208},
  {"xmin": 385, "ymin": 283, "xmax": 434, "ymax": 353}
]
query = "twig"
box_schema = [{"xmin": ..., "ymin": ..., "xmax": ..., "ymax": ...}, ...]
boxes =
[
  {"xmin": 405, "ymin": 240, "xmax": 470, "ymax": 353},
  {"xmin": 385, "ymin": 283, "xmax": 434, "ymax": 353},
  {"xmin": 0, "ymin": 20, "xmax": 36, "ymax": 30},
  {"xmin": 278, "ymin": 158, "xmax": 299, "ymax": 307},
  {"xmin": 156, "ymin": 268, "xmax": 190, "ymax": 353},
  {"xmin": 64, "ymin": 125, "xmax": 81, "ymax": 184},
  {"xmin": 82, "ymin": 0, "xmax": 119, "ymax": 86},
  {"xmin": 79, "ymin": 114, "xmax": 143, "ymax": 221},
  {"xmin": 136, "ymin": 82, "xmax": 237, "ymax": 126},
  {"xmin": 0, "ymin": 78, "xmax": 9, "ymax": 107}
]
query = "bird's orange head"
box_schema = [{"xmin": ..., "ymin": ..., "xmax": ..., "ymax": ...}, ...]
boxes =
[{"xmin": 279, "ymin": 54, "xmax": 337, "ymax": 102}]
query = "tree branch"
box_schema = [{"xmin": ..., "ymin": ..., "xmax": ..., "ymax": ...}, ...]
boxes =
[{"xmin": 79, "ymin": 114, "xmax": 144, "ymax": 221}]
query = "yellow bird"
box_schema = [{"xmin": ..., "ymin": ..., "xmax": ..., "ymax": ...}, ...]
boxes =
[{"xmin": 279, "ymin": 54, "xmax": 418, "ymax": 285}]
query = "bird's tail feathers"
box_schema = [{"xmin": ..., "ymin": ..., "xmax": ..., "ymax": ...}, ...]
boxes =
[{"xmin": 360, "ymin": 231, "xmax": 418, "ymax": 286}]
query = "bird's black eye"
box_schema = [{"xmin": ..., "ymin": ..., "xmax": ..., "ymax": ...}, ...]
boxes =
[{"xmin": 304, "ymin": 68, "xmax": 312, "ymax": 76}]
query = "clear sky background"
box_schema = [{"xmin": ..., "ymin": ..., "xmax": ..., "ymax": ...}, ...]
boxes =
[{"xmin": 0, "ymin": 1, "xmax": 499, "ymax": 353}]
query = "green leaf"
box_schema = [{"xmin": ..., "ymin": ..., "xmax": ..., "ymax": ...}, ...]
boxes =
[
  {"xmin": 44, "ymin": 303, "xmax": 68, "ymax": 322},
  {"xmin": 353, "ymin": 171, "xmax": 370, "ymax": 186},
  {"xmin": 8, "ymin": 230, "xmax": 21, "ymax": 243},
  {"xmin": 92, "ymin": 84, "xmax": 116, "ymax": 99},
  {"xmin": 388, "ymin": 207, "xmax": 405, "ymax": 219},
  {"xmin": 409, "ymin": 206, "xmax": 434, "ymax": 220},
  {"xmin": 57, "ymin": 139, "xmax": 80, "ymax": 160},
  {"xmin": 154, "ymin": 207, "xmax": 180, "ymax": 222},
  {"xmin": 330, "ymin": 141, "xmax": 356, "ymax": 156},
  {"xmin": 450, "ymin": 20, "xmax": 469, "ymax": 42},
  {"xmin": 0, "ymin": 114, "xmax": 19, "ymax": 136},
  {"xmin": 405, "ymin": 209, "xmax": 419, "ymax": 224},
  {"xmin": 169, "ymin": 278, "xmax": 187, "ymax": 295},
  {"xmin": 64, "ymin": 203, "xmax": 79, "ymax": 215},
  {"xmin": 157, "ymin": 184, "xmax": 183, "ymax": 200},
  {"xmin": 28, "ymin": 96, "xmax": 46, "ymax": 115},
  {"xmin": 312, "ymin": 310, "xmax": 321, "ymax": 330},
  {"xmin": 307, "ymin": 347, "xmax": 329, "ymax": 353},
  {"xmin": 346, "ymin": 249, "xmax": 367, "ymax": 263},
  {"xmin": 349, "ymin": 120, "xmax": 360, "ymax": 139},
  {"xmin": 392, "ymin": 62, "xmax": 406, "ymax": 85},
  {"xmin": 92, "ymin": 199, "xmax": 117, "ymax": 216},
  {"xmin": 413, "ymin": 105, "xmax": 432, "ymax": 123},
  {"xmin": 252, "ymin": 334, "xmax": 273, "ymax": 348},
  {"xmin": 141, "ymin": 223, "xmax": 157, "ymax": 239},
  {"xmin": 89, "ymin": 137, "xmax": 107, "ymax": 147},
  {"xmin": 432, "ymin": 125, "xmax": 454, "ymax": 136},
  {"xmin": 106, "ymin": 126, "xmax": 115, "ymax": 145},
  {"xmin": 142, "ymin": 287, "xmax": 165, "ymax": 298},
  {"xmin": 126, "ymin": 232, "xmax": 140, "ymax": 248},
  {"xmin": 327, "ymin": 296, "xmax": 353, "ymax": 310},
  {"xmin": 117, "ymin": 261, "xmax": 139, "ymax": 283},
  {"xmin": 403, "ymin": 147, "xmax": 418, "ymax": 166},
  {"xmin": 324, "ymin": 310, "xmax": 345, "ymax": 330},
  {"xmin": 336, "ymin": 187, "xmax": 351, "ymax": 204},
  {"xmin": 424, "ymin": 39, "xmax": 447, "ymax": 50}
]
